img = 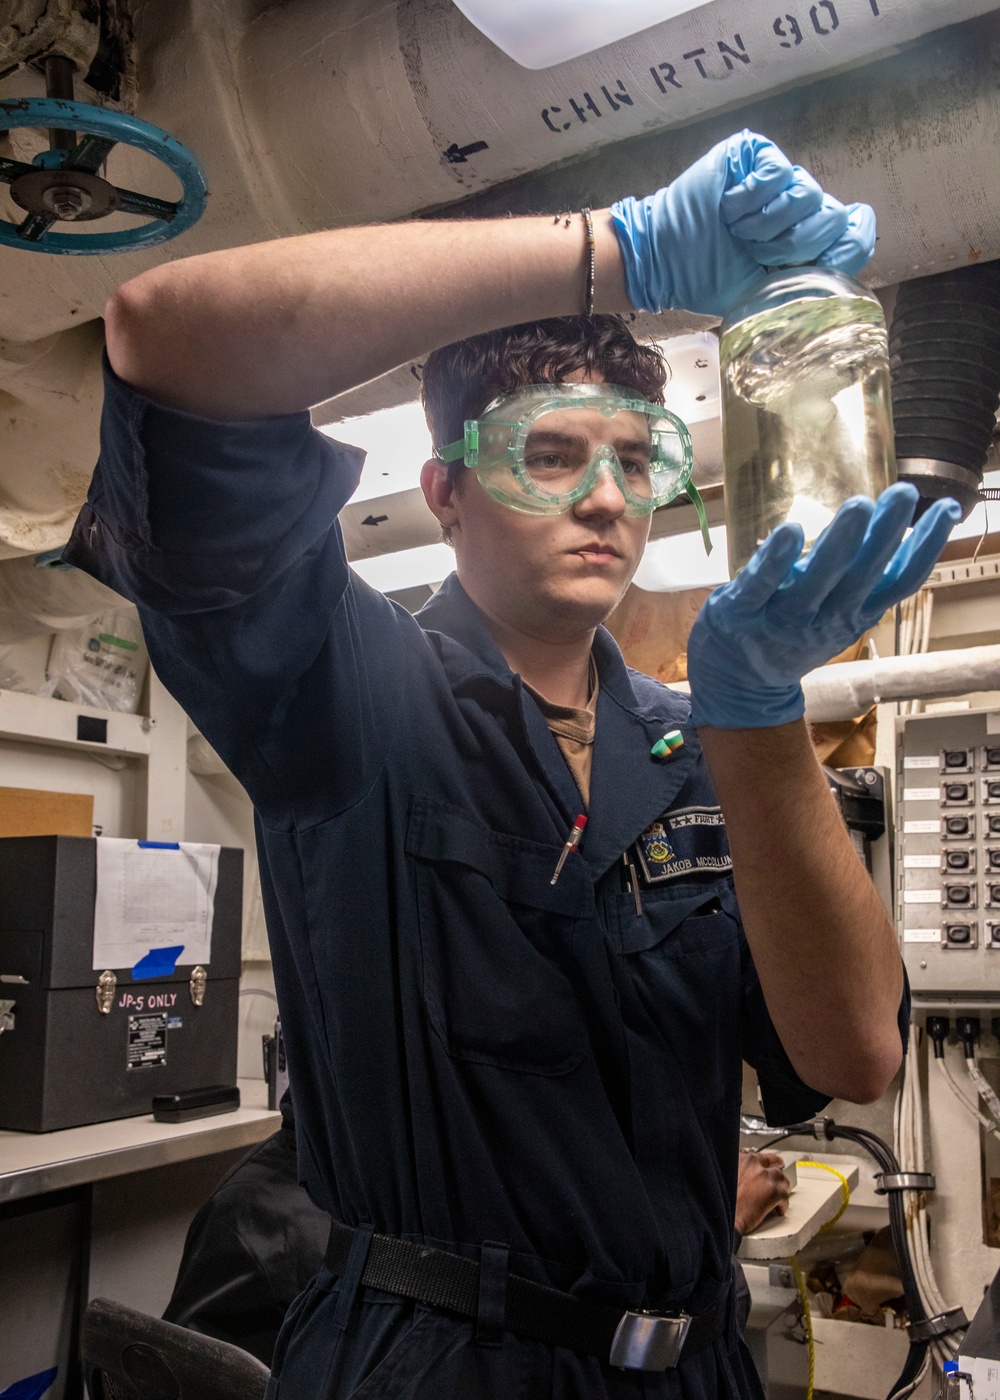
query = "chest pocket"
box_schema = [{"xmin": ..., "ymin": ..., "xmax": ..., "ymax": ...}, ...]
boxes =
[
  {"xmin": 405, "ymin": 796, "xmax": 590, "ymax": 1075},
  {"xmin": 611, "ymin": 879, "xmax": 744, "ymax": 1102},
  {"xmin": 613, "ymin": 880, "xmax": 738, "ymax": 956}
]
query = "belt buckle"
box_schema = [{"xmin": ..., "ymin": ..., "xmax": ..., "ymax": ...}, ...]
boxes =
[{"xmin": 609, "ymin": 1310, "xmax": 692, "ymax": 1371}]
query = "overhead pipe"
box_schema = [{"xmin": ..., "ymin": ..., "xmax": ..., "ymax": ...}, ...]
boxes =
[
  {"xmin": 801, "ymin": 645, "xmax": 1000, "ymax": 723},
  {"xmin": 10, "ymin": 6, "xmax": 1000, "ymax": 559},
  {"xmin": 185, "ymin": 646, "xmax": 1000, "ymax": 751},
  {"xmin": 889, "ymin": 262, "xmax": 1000, "ymax": 518}
]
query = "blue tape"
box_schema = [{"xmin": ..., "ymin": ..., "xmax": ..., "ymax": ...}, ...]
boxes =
[
  {"xmin": 137, "ymin": 841, "xmax": 180, "ymax": 849},
  {"xmin": 0, "ymin": 1368, "xmax": 59, "ymax": 1400},
  {"xmin": 132, "ymin": 945, "xmax": 185, "ymax": 980}
]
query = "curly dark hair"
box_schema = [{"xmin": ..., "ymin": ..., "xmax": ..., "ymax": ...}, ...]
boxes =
[{"xmin": 421, "ymin": 315, "xmax": 669, "ymax": 485}]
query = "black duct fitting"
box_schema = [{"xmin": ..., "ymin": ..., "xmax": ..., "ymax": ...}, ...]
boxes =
[{"xmin": 889, "ymin": 262, "xmax": 1000, "ymax": 518}]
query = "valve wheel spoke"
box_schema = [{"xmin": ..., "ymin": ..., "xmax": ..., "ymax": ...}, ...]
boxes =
[
  {"xmin": 0, "ymin": 156, "xmax": 36, "ymax": 186},
  {"xmin": 114, "ymin": 186, "xmax": 177, "ymax": 221},
  {"xmin": 17, "ymin": 210, "xmax": 56, "ymax": 242},
  {"xmin": 2, "ymin": 150, "xmax": 177, "ymax": 234},
  {"xmin": 67, "ymin": 134, "xmax": 117, "ymax": 175}
]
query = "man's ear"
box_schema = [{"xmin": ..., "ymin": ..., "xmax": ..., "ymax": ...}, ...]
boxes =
[{"xmin": 420, "ymin": 458, "xmax": 461, "ymax": 533}]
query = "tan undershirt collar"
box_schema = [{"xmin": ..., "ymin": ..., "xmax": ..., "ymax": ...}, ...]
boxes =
[{"xmin": 523, "ymin": 656, "xmax": 599, "ymax": 808}]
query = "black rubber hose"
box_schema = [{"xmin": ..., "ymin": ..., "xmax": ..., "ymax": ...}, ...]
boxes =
[
  {"xmin": 767, "ymin": 1115, "xmax": 943, "ymax": 1400},
  {"xmin": 889, "ymin": 262, "xmax": 1000, "ymax": 517}
]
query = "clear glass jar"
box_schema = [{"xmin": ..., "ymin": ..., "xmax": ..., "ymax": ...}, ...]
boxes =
[{"xmin": 719, "ymin": 267, "xmax": 896, "ymax": 577}]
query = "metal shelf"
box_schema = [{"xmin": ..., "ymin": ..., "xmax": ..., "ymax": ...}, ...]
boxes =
[
  {"xmin": 0, "ymin": 1078, "xmax": 278, "ymax": 1202},
  {"xmin": 0, "ymin": 687, "xmax": 152, "ymax": 758}
]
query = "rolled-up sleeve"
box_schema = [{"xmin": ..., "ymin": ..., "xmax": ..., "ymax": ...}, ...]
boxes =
[
  {"xmin": 66, "ymin": 355, "xmax": 364, "ymax": 614},
  {"xmin": 64, "ymin": 357, "xmax": 406, "ymax": 825}
]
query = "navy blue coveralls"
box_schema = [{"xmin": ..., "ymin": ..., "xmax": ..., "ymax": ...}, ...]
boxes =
[{"xmin": 66, "ymin": 361, "xmax": 832, "ymax": 1400}]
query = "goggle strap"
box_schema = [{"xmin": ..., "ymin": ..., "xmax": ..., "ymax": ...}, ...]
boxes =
[
  {"xmin": 438, "ymin": 440, "xmax": 465, "ymax": 463},
  {"xmin": 686, "ymin": 481, "xmax": 712, "ymax": 555},
  {"xmin": 465, "ymin": 421, "xmax": 479, "ymax": 465}
]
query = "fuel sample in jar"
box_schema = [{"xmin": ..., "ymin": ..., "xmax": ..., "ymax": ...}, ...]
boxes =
[{"xmin": 719, "ymin": 268, "xmax": 896, "ymax": 578}]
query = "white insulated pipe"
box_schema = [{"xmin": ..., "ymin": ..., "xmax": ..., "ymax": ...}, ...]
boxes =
[
  {"xmin": 185, "ymin": 645, "xmax": 1000, "ymax": 769},
  {"xmin": 4, "ymin": 0, "xmax": 1000, "ymax": 346},
  {"xmin": 6, "ymin": 0, "xmax": 1000, "ymax": 562},
  {"xmin": 246, "ymin": 0, "xmax": 1000, "ymax": 239},
  {"xmin": 802, "ymin": 645, "xmax": 1000, "ymax": 722}
]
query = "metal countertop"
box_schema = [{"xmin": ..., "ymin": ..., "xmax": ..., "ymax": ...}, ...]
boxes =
[{"xmin": 0, "ymin": 1078, "xmax": 280, "ymax": 1203}]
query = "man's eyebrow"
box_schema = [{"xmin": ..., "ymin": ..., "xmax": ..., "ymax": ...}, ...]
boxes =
[
  {"xmin": 523, "ymin": 429, "xmax": 589, "ymax": 450},
  {"xmin": 524, "ymin": 429, "xmax": 652, "ymax": 453}
]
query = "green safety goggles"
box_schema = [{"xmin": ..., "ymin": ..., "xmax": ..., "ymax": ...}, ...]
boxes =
[{"xmin": 439, "ymin": 383, "xmax": 711, "ymax": 551}]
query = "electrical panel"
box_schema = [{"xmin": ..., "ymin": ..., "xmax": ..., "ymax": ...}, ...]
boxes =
[{"xmin": 897, "ymin": 709, "xmax": 1000, "ymax": 995}]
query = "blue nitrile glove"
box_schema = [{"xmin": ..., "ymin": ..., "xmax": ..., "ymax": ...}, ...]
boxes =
[
  {"xmin": 686, "ymin": 484, "xmax": 962, "ymax": 729},
  {"xmin": 610, "ymin": 130, "xmax": 876, "ymax": 317}
]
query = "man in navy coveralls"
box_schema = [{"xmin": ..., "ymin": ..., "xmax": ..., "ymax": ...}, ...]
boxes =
[{"xmin": 66, "ymin": 131, "xmax": 959, "ymax": 1398}]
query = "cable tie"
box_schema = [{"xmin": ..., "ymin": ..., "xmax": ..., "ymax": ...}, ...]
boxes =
[
  {"xmin": 874, "ymin": 1172, "xmax": 936, "ymax": 1194},
  {"xmin": 739, "ymin": 1115, "xmax": 771, "ymax": 1135},
  {"xmin": 906, "ymin": 1306, "xmax": 969, "ymax": 1343}
]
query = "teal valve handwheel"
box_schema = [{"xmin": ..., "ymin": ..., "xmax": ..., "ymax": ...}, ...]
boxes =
[{"xmin": 0, "ymin": 98, "xmax": 207, "ymax": 254}]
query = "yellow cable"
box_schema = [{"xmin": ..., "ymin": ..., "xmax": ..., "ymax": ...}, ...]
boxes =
[
  {"xmin": 792, "ymin": 1258, "xmax": 815, "ymax": 1400},
  {"xmin": 797, "ymin": 1159, "xmax": 851, "ymax": 1231},
  {"xmin": 788, "ymin": 1162, "xmax": 850, "ymax": 1400}
]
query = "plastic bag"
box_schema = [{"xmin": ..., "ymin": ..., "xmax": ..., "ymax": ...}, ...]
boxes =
[
  {"xmin": 0, "ymin": 635, "xmax": 51, "ymax": 694},
  {"xmin": 44, "ymin": 609, "xmax": 149, "ymax": 713},
  {"xmin": 0, "ymin": 553, "xmax": 127, "ymax": 644}
]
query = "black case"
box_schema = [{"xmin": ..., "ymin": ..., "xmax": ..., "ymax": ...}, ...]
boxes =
[{"xmin": 0, "ymin": 836, "xmax": 242, "ymax": 1132}]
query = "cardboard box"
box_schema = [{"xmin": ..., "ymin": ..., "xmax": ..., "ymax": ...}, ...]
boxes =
[{"xmin": 0, "ymin": 787, "xmax": 94, "ymax": 838}]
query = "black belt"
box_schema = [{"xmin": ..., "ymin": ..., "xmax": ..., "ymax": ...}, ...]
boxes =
[{"xmin": 324, "ymin": 1220, "xmax": 730, "ymax": 1372}]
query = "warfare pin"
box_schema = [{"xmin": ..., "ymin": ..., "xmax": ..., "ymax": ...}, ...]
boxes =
[{"xmin": 651, "ymin": 729, "xmax": 684, "ymax": 760}]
